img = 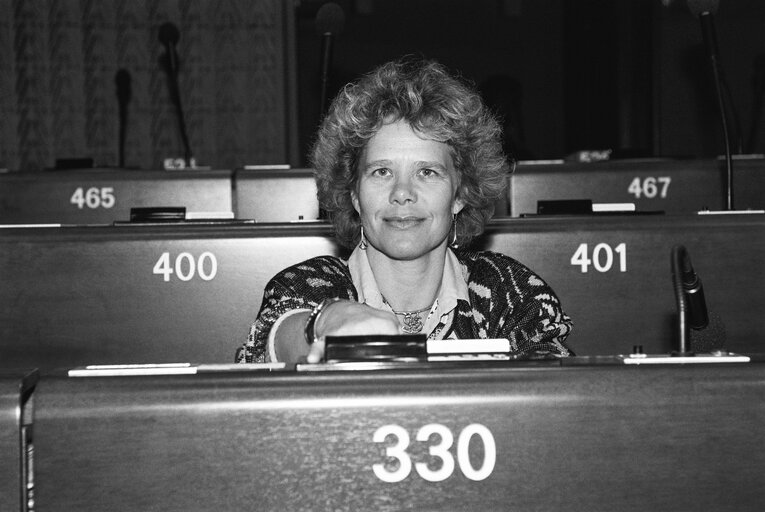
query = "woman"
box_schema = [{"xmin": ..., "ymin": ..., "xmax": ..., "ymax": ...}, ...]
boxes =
[{"xmin": 236, "ymin": 57, "xmax": 572, "ymax": 364}]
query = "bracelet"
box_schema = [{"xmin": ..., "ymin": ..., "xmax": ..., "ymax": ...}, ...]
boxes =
[{"xmin": 304, "ymin": 298, "xmax": 342, "ymax": 345}]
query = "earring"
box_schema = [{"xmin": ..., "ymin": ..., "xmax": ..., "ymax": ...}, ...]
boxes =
[
  {"xmin": 450, "ymin": 214, "xmax": 459, "ymax": 248},
  {"xmin": 359, "ymin": 225, "xmax": 368, "ymax": 250}
]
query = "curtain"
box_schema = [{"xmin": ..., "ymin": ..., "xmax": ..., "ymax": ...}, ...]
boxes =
[{"xmin": 0, "ymin": 0, "xmax": 295, "ymax": 172}]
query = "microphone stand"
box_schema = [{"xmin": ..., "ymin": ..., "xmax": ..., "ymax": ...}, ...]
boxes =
[
  {"xmin": 698, "ymin": 12, "xmax": 734, "ymax": 210},
  {"xmin": 671, "ymin": 245, "xmax": 693, "ymax": 356},
  {"xmin": 160, "ymin": 23, "xmax": 193, "ymax": 168},
  {"xmin": 166, "ymin": 52, "xmax": 192, "ymax": 166},
  {"xmin": 319, "ymin": 32, "xmax": 333, "ymax": 120},
  {"xmin": 115, "ymin": 69, "xmax": 131, "ymax": 168}
]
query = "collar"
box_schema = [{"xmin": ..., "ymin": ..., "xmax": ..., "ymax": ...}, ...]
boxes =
[{"xmin": 347, "ymin": 247, "xmax": 469, "ymax": 318}]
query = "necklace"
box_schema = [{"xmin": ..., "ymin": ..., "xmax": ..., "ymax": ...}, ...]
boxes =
[{"xmin": 382, "ymin": 296, "xmax": 432, "ymax": 334}]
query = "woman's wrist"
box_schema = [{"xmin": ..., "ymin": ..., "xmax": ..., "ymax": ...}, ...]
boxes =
[{"xmin": 304, "ymin": 298, "xmax": 342, "ymax": 345}]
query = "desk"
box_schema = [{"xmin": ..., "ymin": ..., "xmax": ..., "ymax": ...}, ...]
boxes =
[
  {"xmin": 510, "ymin": 158, "xmax": 765, "ymax": 216},
  {"xmin": 31, "ymin": 361, "xmax": 765, "ymax": 511},
  {"xmin": 233, "ymin": 168, "xmax": 319, "ymax": 222},
  {"xmin": 0, "ymin": 169, "xmax": 233, "ymax": 224},
  {"xmin": 479, "ymin": 213, "xmax": 765, "ymax": 355},
  {"xmin": 2, "ymin": 214, "xmax": 764, "ymax": 369},
  {"xmin": 0, "ymin": 223, "xmax": 340, "ymax": 369}
]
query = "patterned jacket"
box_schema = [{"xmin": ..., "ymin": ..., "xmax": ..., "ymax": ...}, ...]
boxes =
[{"xmin": 236, "ymin": 249, "xmax": 573, "ymax": 363}]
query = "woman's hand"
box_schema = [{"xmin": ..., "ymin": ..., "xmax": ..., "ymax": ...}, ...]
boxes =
[{"xmin": 307, "ymin": 300, "xmax": 401, "ymax": 363}]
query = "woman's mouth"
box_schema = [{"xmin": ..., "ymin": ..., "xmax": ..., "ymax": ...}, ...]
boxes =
[{"xmin": 384, "ymin": 216, "xmax": 424, "ymax": 229}]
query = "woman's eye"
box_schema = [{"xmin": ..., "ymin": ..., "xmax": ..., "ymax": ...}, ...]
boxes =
[
  {"xmin": 371, "ymin": 168, "xmax": 391, "ymax": 177},
  {"xmin": 419, "ymin": 168, "xmax": 438, "ymax": 177}
]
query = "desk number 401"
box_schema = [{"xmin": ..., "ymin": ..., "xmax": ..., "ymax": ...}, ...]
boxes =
[{"xmin": 571, "ymin": 243, "xmax": 627, "ymax": 273}]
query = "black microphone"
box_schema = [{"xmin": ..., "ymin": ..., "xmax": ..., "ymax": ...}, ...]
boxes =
[
  {"xmin": 158, "ymin": 22, "xmax": 180, "ymax": 78},
  {"xmin": 115, "ymin": 69, "xmax": 131, "ymax": 168},
  {"xmin": 671, "ymin": 245, "xmax": 726, "ymax": 354},
  {"xmin": 687, "ymin": 0, "xmax": 737, "ymax": 210},
  {"xmin": 158, "ymin": 22, "xmax": 193, "ymax": 166},
  {"xmin": 315, "ymin": 2, "xmax": 345, "ymax": 120},
  {"xmin": 678, "ymin": 246, "xmax": 709, "ymax": 331}
]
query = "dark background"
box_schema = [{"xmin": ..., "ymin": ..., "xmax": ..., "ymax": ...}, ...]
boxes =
[
  {"xmin": 295, "ymin": 0, "xmax": 765, "ymax": 165},
  {"xmin": 1, "ymin": 0, "xmax": 764, "ymax": 171}
]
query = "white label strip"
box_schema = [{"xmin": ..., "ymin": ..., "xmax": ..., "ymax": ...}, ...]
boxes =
[
  {"xmin": 592, "ymin": 202, "xmax": 635, "ymax": 212},
  {"xmin": 68, "ymin": 363, "xmax": 197, "ymax": 377},
  {"xmin": 427, "ymin": 338, "xmax": 510, "ymax": 354},
  {"xmin": 623, "ymin": 355, "xmax": 750, "ymax": 365}
]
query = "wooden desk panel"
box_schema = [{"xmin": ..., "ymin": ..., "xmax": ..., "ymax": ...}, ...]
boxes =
[
  {"xmin": 233, "ymin": 168, "xmax": 319, "ymax": 222},
  {"xmin": 0, "ymin": 370, "xmax": 37, "ymax": 512},
  {"xmin": 31, "ymin": 362, "xmax": 765, "ymax": 511},
  {"xmin": 509, "ymin": 158, "xmax": 765, "ymax": 216},
  {"xmin": 0, "ymin": 223, "xmax": 340, "ymax": 369},
  {"xmin": 480, "ymin": 214, "xmax": 765, "ymax": 354},
  {"xmin": 2, "ymin": 214, "xmax": 764, "ymax": 371},
  {"xmin": 0, "ymin": 169, "xmax": 233, "ymax": 225}
]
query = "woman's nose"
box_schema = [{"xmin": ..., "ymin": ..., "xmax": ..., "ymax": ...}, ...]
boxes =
[{"xmin": 389, "ymin": 175, "xmax": 416, "ymax": 204}]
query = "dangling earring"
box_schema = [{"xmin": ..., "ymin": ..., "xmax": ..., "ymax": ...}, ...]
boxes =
[
  {"xmin": 450, "ymin": 214, "xmax": 459, "ymax": 248},
  {"xmin": 359, "ymin": 225, "xmax": 368, "ymax": 250}
]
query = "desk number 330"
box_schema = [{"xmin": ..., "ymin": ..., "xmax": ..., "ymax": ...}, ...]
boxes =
[{"xmin": 372, "ymin": 423, "xmax": 496, "ymax": 483}]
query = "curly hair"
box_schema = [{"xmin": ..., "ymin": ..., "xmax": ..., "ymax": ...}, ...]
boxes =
[{"xmin": 311, "ymin": 57, "xmax": 510, "ymax": 249}]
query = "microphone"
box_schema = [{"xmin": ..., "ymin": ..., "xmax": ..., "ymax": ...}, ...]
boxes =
[
  {"xmin": 115, "ymin": 69, "xmax": 131, "ymax": 168},
  {"xmin": 671, "ymin": 245, "xmax": 726, "ymax": 354},
  {"xmin": 158, "ymin": 22, "xmax": 193, "ymax": 166},
  {"xmin": 678, "ymin": 245, "xmax": 709, "ymax": 331},
  {"xmin": 158, "ymin": 22, "xmax": 180, "ymax": 77},
  {"xmin": 315, "ymin": 2, "xmax": 345, "ymax": 120},
  {"xmin": 687, "ymin": 0, "xmax": 738, "ymax": 210}
]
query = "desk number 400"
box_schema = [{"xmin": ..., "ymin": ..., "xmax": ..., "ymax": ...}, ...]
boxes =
[{"xmin": 153, "ymin": 252, "xmax": 218, "ymax": 282}]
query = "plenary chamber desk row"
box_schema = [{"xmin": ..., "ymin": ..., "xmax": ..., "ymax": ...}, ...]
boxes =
[
  {"xmin": 2, "ymin": 157, "xmax": 765, "ymax": 224},
  {"xmin": 0, "ymin": 168, "xmax": 319, "ymax": 224},
  {"xmin": 4, "ymin": 359, "xmax": 765, "ymax": 511},
  {"xmin": 2, "ymin": 212, "xmax": 764, "ymax": 370}
]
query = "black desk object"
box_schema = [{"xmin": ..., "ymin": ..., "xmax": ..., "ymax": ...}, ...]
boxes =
[{"xmin": 31, "ymin": 361, "xmax": 765, "ymax": 511}]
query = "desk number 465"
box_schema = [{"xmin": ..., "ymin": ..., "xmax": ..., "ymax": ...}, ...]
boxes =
[{"xmin": 70, "ymin": 187, "xmax": 115, "ymax": 209}]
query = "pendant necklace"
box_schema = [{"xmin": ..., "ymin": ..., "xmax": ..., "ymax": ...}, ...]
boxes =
[{"xmin": 382, "ymin": 296, "xmax": 432, "ymax": 334}]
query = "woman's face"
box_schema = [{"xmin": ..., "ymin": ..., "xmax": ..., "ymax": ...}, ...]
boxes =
[{"xmin": 351, "ymin": 119, "xmax": 465, "ymax": 261}]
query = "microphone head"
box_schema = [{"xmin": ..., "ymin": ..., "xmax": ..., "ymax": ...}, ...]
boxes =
[
  {"xmin": 158, "ymin": 22, "xmax": 180, "ymax": 45},
  {"xmin": 315, "ymin": 2, "xmax": 345, "ymax": 36},
  {"xmin": 687, "ymin": 0, "xmax": 719, "ymax": 17},
  {"xmin": 690, "ymin": 310, "xmax": 726, "ymax": 353},
  {"xmin": 115, "ymin": 68, "xmax": 132, "ymax": 102}
]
